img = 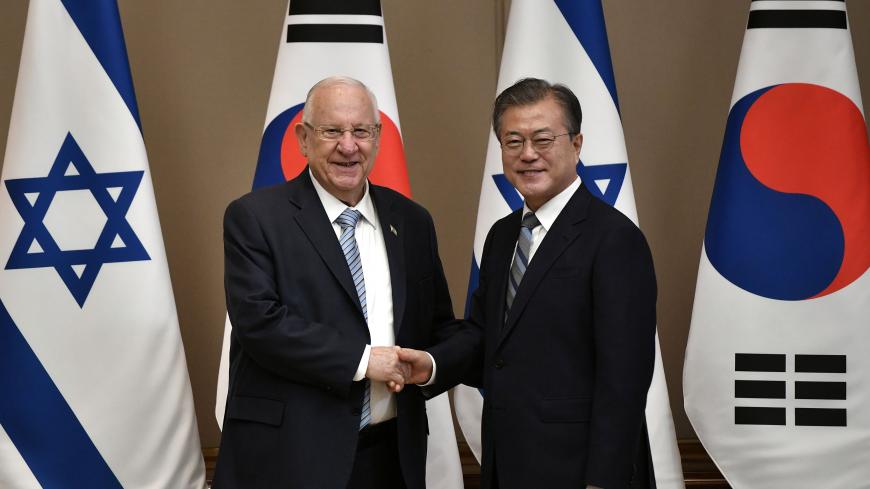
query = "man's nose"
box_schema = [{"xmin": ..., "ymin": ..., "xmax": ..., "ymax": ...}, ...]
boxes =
[
  {"xmin": 336, "ymin": 131, "xmax": 358, "ymax": 153},
  {"xmin": 519, "ymin": 140, "xmax": 539, "ymax": 161}
]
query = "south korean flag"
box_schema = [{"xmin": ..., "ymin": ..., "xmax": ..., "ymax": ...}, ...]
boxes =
[{"xmin": 684, "ymin": 2, "xmax": 870, "ymax": 488}]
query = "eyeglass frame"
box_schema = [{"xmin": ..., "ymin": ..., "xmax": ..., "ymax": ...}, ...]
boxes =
[
  {"xmin": 499, "ymin": 131, "xmax": 574, "ymax": 155},
  {"xmin": 303, "ymin": 122, "xmax": 382, "ymax": 142}
]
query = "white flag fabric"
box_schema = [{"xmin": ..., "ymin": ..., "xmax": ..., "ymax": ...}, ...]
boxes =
[
  {"xmin": 213, "ymin": 2, "xmax": 463, "ymax": 488},
  {"xmin": 453, "ymin": 1, "xmax": 685, "ymax": 487},
  {"xmin": 0, "ymin": 1, "xmax": 205, "ymax": 488},
  {"xmin": 684, "ymin": 2, "xmax": 870, "ymax": 488}
]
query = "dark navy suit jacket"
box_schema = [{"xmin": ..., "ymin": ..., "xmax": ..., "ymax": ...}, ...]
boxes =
[
  {"xmin": 213, "ymin": 169, "xmax": 460, "ymax": 489},
  {"xmin": 432, "ymin": 184, "xmax": 657, "ymax": 489}
]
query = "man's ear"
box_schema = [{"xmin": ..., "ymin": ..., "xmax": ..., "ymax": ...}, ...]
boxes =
[
  {"xmin": 572, "ymin": 132, "xmax": 584, "ymax": 159},
  {"xmin": 294, "ymin": 122, "xmax": 309, "ymax": 157}
]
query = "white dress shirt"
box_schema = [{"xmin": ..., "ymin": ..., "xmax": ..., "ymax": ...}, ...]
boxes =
[
  {"xmin": 310, "ymin": 171, "xmax": 396, "ymax": 424},
  {"xmin": 520, "ymin": 177, "xmax": 581, "ymax": 262}
]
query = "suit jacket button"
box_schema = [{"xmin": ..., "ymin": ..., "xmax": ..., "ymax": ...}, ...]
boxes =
[
  {"xmin": 494, "ymin": 359, "xmax": 505, "ymax": 369},
  {"xmin": 352, "ymin": 407, "xmax": 361, "ymax": 416}
]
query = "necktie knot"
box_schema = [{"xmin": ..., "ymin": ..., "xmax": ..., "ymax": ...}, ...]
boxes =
[
  {"xmin": 521, "ymin": 212, "xmax": 540, "ymax": 231},
  {"xmin": 336, "ymin": 208, "xmax": 362, "ymax": 230}
]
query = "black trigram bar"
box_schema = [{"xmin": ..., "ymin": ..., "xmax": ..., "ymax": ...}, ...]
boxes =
[
  {"xmin": 748, "ymin": 10, "xmax": 847, "ymax": 29},
  {"xmin": 795, "ymin": 408, "xmax": 847, "ymax": 427},
  {"xmin": 795, "ymin": 381, "xmax": 847, "ymax": 400},
  {"xmin": 795, "ymin": 354, "xmax": 846, "ymax": 373},
  {"xmin": 735, "ymin": 380, "xmax": 786, "ymax": 399},
  {"xmin": 735, "ymin": 406, "xmax": 786, "ymax": 425},
  {"xmin": 289, "ymin": 0, "xmax": 382, "ymax": 16},
  {"xmin": 286, "ymin": 24, "xmax": 383, "ymax": 44},
  {"xmin": 735, "ymin": 353, "xmax": 785, "ymax": 372}
]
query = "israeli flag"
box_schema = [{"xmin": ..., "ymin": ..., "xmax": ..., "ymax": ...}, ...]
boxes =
[
  {"xmin": 454, "ymin": 1, "xmax": 684, "ymax": 487},
  {"xmin": 684, "ymin": 2, "xmax": 870, "ymax": 487},
  {"xmin": 0, "ymin": 1, "xmax": 205, "ymax": 488}
]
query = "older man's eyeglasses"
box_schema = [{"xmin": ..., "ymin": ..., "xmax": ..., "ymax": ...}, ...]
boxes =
[
  {"xmin": 500, "ymin": 132, "xmax": 572, "ymax": 155},
  {"xmin": 305, "ymin": 122, "xmax": 381, "ymax": 141}
]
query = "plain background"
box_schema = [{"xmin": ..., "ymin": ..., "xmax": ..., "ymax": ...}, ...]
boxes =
[{"xmin": 1, "ymin": 1, "xmax": 869, "ymax": 450}]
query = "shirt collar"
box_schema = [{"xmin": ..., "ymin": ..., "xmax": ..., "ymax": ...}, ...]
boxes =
[
  {"xmin": 309, "ymin": 169, "xmax": 379, "ymax": 229},
  {"xmin": 523, "ymin": 177, "xmax": 580, "ymax": 232}
]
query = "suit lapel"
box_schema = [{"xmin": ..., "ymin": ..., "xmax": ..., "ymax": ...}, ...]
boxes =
[
  {"xmin": 288, "ymin": 171, "xmax": 366, "ymax": 321},
  {"xmin": 498, "ymin": 185, "xmax": 592, "ymax": 348},
  {"xmin": 490, "ymin": 211, "xmax": 521, "ymax": 328},
  {"xmin": 371, "ymin": 186, "xmax": 406, "ymax": 336}
]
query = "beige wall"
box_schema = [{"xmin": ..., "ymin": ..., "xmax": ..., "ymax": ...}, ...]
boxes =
[{"xmin": 1, "ymin": 1, "xmax": 869, "ymax": 450}]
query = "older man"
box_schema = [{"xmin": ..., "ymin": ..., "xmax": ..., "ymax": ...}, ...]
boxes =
[
  {"xmin": 406, "ymin": 78, "xmax": 657, "ymax": 489},
  {"xmin": 213, "ymin": 76, "xmax": 457, "ymax": 489}
]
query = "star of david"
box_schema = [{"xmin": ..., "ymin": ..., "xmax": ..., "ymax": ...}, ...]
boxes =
[
  {"xmin": 4, "ymin": 132, "xmax": 150, "ymax": 307},
  {"xmin": 576, "ymin": 160, "xmax": 627, "ymax": 207},
  {"xmin": 491, "ymin": 159, "xmax": 628, "ymax": 211}
]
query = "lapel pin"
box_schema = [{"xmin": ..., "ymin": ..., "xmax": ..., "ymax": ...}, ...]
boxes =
[{"xmin": 390, "ymin": 224, "xmax": 398, "ymax": 236}]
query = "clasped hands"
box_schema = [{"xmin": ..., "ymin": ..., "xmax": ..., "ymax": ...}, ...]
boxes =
[{"xmin": 365, "ymin": 346, "xmax": 433, "ymax": 393}]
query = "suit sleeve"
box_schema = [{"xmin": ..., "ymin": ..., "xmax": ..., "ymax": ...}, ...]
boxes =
[
  {"xmin": 423, "ymin": 209, "xmax": 459, "ymax": 348},
  {"xmin": 223, "ymin": 199, "xmax": 364, "ymax": 398},
  {"xmin": 585, "ymin": 222, "xmax": 657, "ymax": 489},
  {"xmin": 425, "ymin": 221, "xmax": 489, "ymax": 395}
]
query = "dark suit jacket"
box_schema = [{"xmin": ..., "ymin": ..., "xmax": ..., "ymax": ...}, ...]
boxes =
[
  {"xmin": 432, "ymin": 183, "xmax": 657, "ymax": 489},
  {"xmin": 213, "ymin": 169, "xmax": 458, "ymax": 489}
]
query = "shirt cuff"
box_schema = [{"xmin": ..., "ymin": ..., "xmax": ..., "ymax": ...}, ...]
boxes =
[
  {"xmin": 419, "ymin": 352, "xmax": 437, "ymax": 386},
  {"xmin": 353, "ymin": 344, "xmax": 371, "ymax": 381}
]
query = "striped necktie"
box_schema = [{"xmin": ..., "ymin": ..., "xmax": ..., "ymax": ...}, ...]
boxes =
[
  {"xmin": 505, "ymin": 212, "xmax": 540, "ymax": 318},
  {"xmin": 335, "ymin": 208, "xmax": 371, "ymax": 429}
]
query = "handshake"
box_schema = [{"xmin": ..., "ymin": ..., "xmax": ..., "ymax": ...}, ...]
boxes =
[{"xmin": 365, "ymin": 346, "xmax": 434, "ymax": 393}]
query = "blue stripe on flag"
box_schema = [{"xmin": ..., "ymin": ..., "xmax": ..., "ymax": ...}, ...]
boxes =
[
  {"xmin": 0, "ymin": 300, "xmax": 122, "ymax": 488},
  {"xmin": 553, "ymin": 0, "xmax": 620, "ymax": 111},
  {"xmin": 59, "ymin": 0, "xmax": 142, "ymax": 129},
  {"xmin": 464, "ymin": 257, "xmax": 480, "ymax": 319}
]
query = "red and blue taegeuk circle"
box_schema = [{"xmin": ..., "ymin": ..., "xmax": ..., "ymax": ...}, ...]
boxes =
[{"xmin": 705, "ymin": 83, "xmax": 870, "ymax": 300}]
